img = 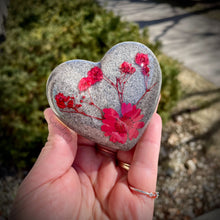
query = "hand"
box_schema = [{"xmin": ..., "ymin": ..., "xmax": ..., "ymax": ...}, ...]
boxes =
[{"xmin": 10, "ymin": 108, "xmax": 162, "ymax": 220}]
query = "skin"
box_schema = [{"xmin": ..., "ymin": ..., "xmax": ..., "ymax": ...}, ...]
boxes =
[{"xmin": 10, "ymin": 108, "xmax": 162, "ymax": 220}]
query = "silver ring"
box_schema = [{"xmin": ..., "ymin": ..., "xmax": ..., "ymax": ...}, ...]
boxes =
[{"xmin": 129, "ymin": 186, "xmax": 159, "ymax": 199}]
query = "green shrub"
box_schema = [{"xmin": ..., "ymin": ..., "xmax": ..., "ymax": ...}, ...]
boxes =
[
  {"xmin": 158, "ymin": 55, "xmax": 181, "ymax": 122},
  {"xmin": 0, "ymin": 0, "xmax": 180, "ymax": 170}
]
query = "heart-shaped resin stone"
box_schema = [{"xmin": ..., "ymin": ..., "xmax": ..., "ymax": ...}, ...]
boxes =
[{"xmin": 47, "ymin": 42, "xmax": 161, "ymax": 151}]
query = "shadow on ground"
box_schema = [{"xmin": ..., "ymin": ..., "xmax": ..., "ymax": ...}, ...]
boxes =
[
  {"xmin": 171, "ymin": 87, "xmax": 220, "ymax": 150},
  {"xmin": 136, "ymin": 4, "xmax": 220, "ymax": 41},
  {"xmin": 131, "ymin": 0, "xmax": 220, "ymax": 9}
]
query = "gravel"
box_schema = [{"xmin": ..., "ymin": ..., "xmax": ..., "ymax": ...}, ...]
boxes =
[
  {"xmin": 0, "ymin": 174, "xmax": 22, "ymax": 218},
  {"xmin": 154, "ymin": 114, "xmax": 220, "ymax": 220}
]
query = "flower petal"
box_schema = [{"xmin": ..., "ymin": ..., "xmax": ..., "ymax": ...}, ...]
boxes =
[
  {"xmin": 103, "ymin": 108, "xmax": 119, "ymax": 118},
  {"xmin": 101, "ymin": 124, "xmax": 114, "ymax": 135},
  {"xmin": 135, "ymin": 121, "xmax": 145, "ymax": 129},
  {"xmin": 78, "ymin": 77, "xmax": 92, "ymax": 91},
  {"xmin": 133, "ymin": 114, "xmax": 144, "ymax": 122},
  {"xmin": 128, "ymin": 128, "xmax": 139, "ymax": 140},
  {"xmin": 110, "ymin": 132, "xmax": 127, "ymax": 144},
  {"xmin": 121, "ymin": 103, "xmax": 133, "ymax": 115},
  {"xmin": 102, "ymin": 118, "xmax": 117, "ymax": 127}
]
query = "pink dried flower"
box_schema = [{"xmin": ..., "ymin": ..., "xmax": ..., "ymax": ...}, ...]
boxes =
[
  {"xmin": 87, "ymin": 66, "xmax": 103, "ymax": 84},
  {"xmin": 142, "ymin": 65, "xmax": 150, "ymax": 76},
  {"xmin": 101, "ymin": 103, "xmax": 144, "ymax": 144},
  {"xmin": 78, "ymin": 77, "xmax": 92, "ymax": 91},
  {"xmin": 135, "ymin": 53, "xmax": 149, "ymax": 67}
]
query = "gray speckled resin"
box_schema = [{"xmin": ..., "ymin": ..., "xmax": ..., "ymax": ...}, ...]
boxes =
[{"xmin": 47, "ymin": 42, "xmax": 161, "ymax": 151}]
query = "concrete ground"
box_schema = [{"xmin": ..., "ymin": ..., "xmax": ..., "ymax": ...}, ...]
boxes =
[{"xmin": 98, "ymin": 0, "xmax": 220, "ymax": 86}]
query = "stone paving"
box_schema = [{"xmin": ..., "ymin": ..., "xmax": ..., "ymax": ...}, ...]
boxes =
[{"xmin": 98, "ymin": 0, "xmax": 220, "ymax": 86}]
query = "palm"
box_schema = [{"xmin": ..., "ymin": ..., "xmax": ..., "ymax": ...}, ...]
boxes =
[
  {"xmin": 11, "ymin": 109, "xmax": 161, "ymax": 220},
  {"xmin": 74, "ymin": 138, "xmax": 153, "ymax": 219}
]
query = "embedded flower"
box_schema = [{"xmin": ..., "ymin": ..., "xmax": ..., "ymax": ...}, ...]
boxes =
[
  {"xmin": 120, "ymin": 62, "xmax": 136, "ymax": 74},
  {"xmin": 55, "ymin": 93, "xmax": 70, "ymax": 109},
  {"xmin": 120, "ymin": 103, "xmax": 144, "ymax": 140},
  {"xmin": 87, "ymin": 66, "xmax": 103, "ymax": 84},
  {"xmin": 78, "ymin": 77, "xmax": 93, "ymax": 91},
  {"xmin": 142, "ymin": 65, "xmax": 150, "ymax": 76},
  {"xmin": 75, "ymin": 104, "xmax": 82, "ymax": 108},
  {"xmin": 135, "ymin": 53, "xmax": 149, "ymax": 67},
  {"xmin": 101, "ymin": 103, "xmax": 144, "ymax": 144},
  {"xmin": 67, "ymin": 100, "xmax": 74, "ymax": 108},
  {"xmin": 101, "ymin": 108, "xmax": 127, "ymax": 144}
]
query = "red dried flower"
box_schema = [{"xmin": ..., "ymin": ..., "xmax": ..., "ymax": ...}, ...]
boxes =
[
  {"xmin": 135, "ymin": 53, "xmax": 149, "ymax": 67},
  {"xmin": 87, "ymin": 66, "xmax": 103, "ymax": 84},
  {"xmin": 78, "ymin": 77, "xmax": 92, "ymax": 91},
  {"xmin": 55, "ymin": 93, "xmax": 69, "ymax": 109},
  {"xmin": 67, "ymin": 100, "xmax": 74, "ymax": 108},
  {"xmin": 120, "ymin": 62, "xmax": 136, "ymax": 74},
  {"xmin": 142, "ymin": 65, "xmax": 150, "ymax": 76},
  {"xmin": 76, "ymin": 104, "xmax": 82, "ymax": 108},
  {"xmin": 120, "ymin": 103, "xmax": 144, "ymax": 140},
  {"xmin": 101, "ymin": 103, "xmax": 144, "ymax": 144},
  {"xmin": 101, "ymin": 108, "xmax": 127, "ymax": 144}
]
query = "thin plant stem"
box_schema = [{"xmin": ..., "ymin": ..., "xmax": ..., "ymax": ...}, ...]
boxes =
[
  {"xmin": 60, "ymin": 109, "xmax": 102, "ymax": 121},
  {"xmin": 136, "ymin": 82, "xmax": 157, "ymax": 105}
]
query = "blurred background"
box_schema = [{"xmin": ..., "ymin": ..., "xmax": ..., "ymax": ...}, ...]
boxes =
[{"xmin": 0, "ymin": 0, "xmax": 219, "ymax": 219}]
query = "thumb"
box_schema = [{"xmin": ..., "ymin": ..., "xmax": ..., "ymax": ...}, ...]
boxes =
[{"xmin": 21, "ymin": 108, "xmax": 78, "ymax": 192}]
